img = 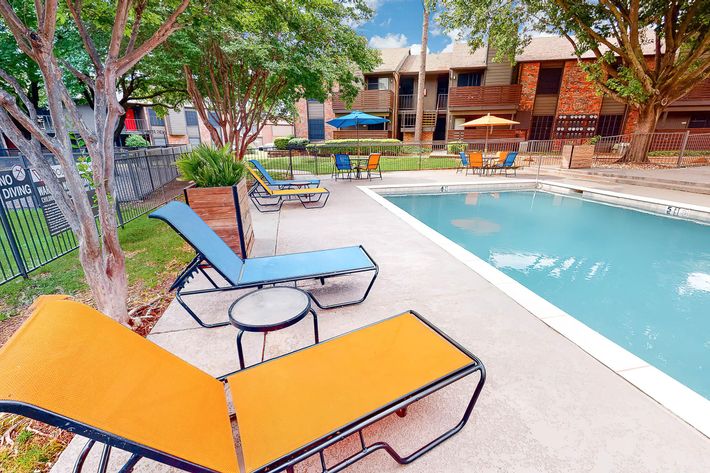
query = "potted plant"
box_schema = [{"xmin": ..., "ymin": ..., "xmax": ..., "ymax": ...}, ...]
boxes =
[{"xmin": 177, "ymin": 144, "xmax": 253, "ymax": 257}]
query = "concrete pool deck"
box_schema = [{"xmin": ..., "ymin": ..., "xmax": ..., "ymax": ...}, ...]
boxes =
[{"xmin": 52, "ymin": 170, "xmax": 710, "ymax": 472}]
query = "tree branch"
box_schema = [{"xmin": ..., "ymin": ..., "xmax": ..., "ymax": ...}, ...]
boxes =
[{"xmin": 116, "ymin": 0, "xmax": 190, "ymax": 76}]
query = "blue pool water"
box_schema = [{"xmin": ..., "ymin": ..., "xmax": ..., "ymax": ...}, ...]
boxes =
[{"xmin": 386, "ymin": 190, "xmax": 710, "ymax": 398}]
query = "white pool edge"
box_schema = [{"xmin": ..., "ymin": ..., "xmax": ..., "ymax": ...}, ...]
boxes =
[{"xmin": 359, "ymin": 181, "xmax": 710, "ymax": 438}]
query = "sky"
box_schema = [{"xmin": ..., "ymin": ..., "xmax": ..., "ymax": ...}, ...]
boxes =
[{"xmin": 356, "ymin": 0, "xmax": 460, "ymax": 54}]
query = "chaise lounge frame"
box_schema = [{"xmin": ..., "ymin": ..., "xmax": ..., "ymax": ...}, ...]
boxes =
[
  {"xmin": 0, "ymin": 298, "xmax": 486, "ymax": 473},
  {"xmin": 247, "ymin": 168, "xmax": 329, "ymax": 212},
  {"xmin": 150, "ymin": 202, "xmax": 379, "ymax": 328}
]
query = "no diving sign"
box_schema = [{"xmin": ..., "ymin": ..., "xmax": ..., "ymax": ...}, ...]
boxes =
[{"xmin": 0, "ymin": 165, "xmax": 33, "ymax": 200}]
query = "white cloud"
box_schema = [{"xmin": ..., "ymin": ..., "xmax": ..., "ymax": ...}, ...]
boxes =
[
  {"xmin": 369, "ymin": 33, "xmax": 408, "ymax": 49},
  {"xmin": 440, "ymin": 29, "xmax": 463, "ymax": 53},
  {"xmin": 409, "ymin": 43, "xmax": 431, "ymax": 54}
]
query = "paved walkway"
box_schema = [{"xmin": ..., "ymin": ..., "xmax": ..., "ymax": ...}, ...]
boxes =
[{"xmin": 52, "ymin": 170, "xmax": 710, "ymax": 472}]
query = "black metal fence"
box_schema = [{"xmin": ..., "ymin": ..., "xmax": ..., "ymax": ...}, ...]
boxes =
[{"xmin": 0, "ymin": 146, "xmax": 190, "ymax": 285}]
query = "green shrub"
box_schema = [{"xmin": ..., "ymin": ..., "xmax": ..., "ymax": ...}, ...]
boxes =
[
  {"xmin": 287, "ymin": 137, "xmax": 309, "ymax": 148},
  {"xmin": 176, "ymin": 144, "xmax": 245, "ymax": 187},
  {"xmin": 124, "ymin": 135, "xmax": 150, "ymax": 148},
  {"xmin": 447, "ymin": 141, "xmax": 466, "ymax": 154},
  {"xmin": 308, "ymin": 138, "xmax": 406, "ymax": 156},
  {"xmin": 274, "ymin": 135, "xmax": 294, "ymax": 150}
]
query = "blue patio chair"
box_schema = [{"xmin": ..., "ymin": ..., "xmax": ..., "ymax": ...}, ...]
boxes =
[
  {"xmin": 457, "ymin": 151, "xmax": 469, "ymax": 174},
  {"xmin": 333, "ymin": 154, "xmax": 353, "ymax": 180},
  {"xmin": 493, "ymin": 151, "xmax": 519, "ymax": 176},
  {"xmin": 150, "ymin": 202, "xmax": 378, "ymax": 327},
  {"xmin": 249, "ymin": 159, "xmax": 320, "ymax": 188}
]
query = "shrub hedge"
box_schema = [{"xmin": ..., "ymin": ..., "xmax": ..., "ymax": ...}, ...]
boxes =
[{"xmin": 447, "ymin": 141, "xmax": 466, "ymax": 154}]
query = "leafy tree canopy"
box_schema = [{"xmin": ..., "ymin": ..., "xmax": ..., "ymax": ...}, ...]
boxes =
[{"xmin": 439, "ymin": 0, "xmax": 710, "ymax": 108}]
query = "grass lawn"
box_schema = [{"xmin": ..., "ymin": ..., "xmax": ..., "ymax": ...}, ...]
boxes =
[
  {"xmin": 0, "ymin": 214, "xmax": 194, "ymax": 320},
  {"xmin": 257, "ymin": 154, "xmax": 460, "ymax": 176}
]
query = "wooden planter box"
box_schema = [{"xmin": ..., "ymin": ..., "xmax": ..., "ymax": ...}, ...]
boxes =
[
  {"xmin": 561, "ymin": 144, "xmax": 594, "ymax": 169},
  {"xmin": 184, "ymin": 179, "xmax": 254, "ymax": 258}
]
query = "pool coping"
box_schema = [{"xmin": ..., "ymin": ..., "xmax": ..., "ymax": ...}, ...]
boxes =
[{"xmin": 359, "ymin": 180, "xmax": 710, "ymax": 438}]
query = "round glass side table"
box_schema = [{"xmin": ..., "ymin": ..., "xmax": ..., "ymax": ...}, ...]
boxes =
[{"xmin": 228, "ymin": 286, "xmax": 319, "ymax": 369}]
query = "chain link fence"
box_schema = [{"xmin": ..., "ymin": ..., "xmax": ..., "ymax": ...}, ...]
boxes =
[{"xmin": 0, "ymin": 146, "xmax": 190, "ymax": 285}]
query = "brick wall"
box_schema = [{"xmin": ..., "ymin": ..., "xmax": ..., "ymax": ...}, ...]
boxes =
[
  {"xmin": 623, "ymin": 108, "xmax": 639, "ymax": 135},
  {"xmin": 402, "ymin": 131, "xmax": 433, "ymax": 142},
  {"xmin": 324, "ymin": 97, "xmax": 335, "ymax": 140},
  {"xmin": 293, "ymin": 98, "xmax": 336, "ymax": 141},
  {"xmin": 294, "ymin": 99, "xmax": 309, "ymax": 139},
  {"xmin": 557, "ymin": 60, "xmax": 603, "ymax": 115},
  {"xmin": 518, "ymin": 62, "xmax": 540, "ymax": 112}
]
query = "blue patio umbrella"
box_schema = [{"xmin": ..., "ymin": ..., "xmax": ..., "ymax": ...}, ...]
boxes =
[{"xmin": 327, "ymin": 110, "xmax": 390, "ymax": 156}]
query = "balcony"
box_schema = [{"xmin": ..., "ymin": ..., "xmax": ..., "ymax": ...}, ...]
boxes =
[
  {"xmin": 332, "ymin": 129, "xmax": 392, "ymax": 140},
  {"xmin": 448, "ymin": 85, "xmax": 521, "ymax": 110},
  {"xmin": 399, "ymin": 111, "xmax": 437, "ymax": 131},
  {"xmin": 122, "ymin": 118, "xmax": 149, "ymax": 134},
  {"xmin": 332, "ymin": 89, "xmax": 394, "ymax": 112},
  {"xmin": 447, "ymin": 128, "xmax": 526, "ymax": 141},
  {"xmin": 399, "ymin": 94, "xmax": 415, "ymax": 110},
  {"xmin": 436, "ymin": 94, "xmax": 448, "ymax": 110},
  {"xmin": 670, "ymin": 79, "xmax": 710, "ymax": 108}
]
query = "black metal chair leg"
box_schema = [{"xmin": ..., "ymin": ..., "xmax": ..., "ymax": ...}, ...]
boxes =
[
  {"xmin": 73, "ymin": 440, "xmax": 96, "ymax": 473},
  {"xmin": 237, "ymin": 330, "xmax": 246, "ymax": 369},
  {"xmin": 309, "ymin": 267, "xmax": 378, "ymax": 310},
  {"xmin": 310, "ymin": 309, "xmax": 319, "ymax": 344}
]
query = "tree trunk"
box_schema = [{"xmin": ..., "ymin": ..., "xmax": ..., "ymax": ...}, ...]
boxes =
[
  {"xmin": 414, "ymin": 6, "xmax": 429, "ymax": 143},
  {"xmin": 626, "ymin": 103, "xmax": 662, "ymax": 163}
]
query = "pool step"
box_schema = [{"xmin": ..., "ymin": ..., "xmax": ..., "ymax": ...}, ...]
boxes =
[{"xmin": 540, "ymin": 168, "xmax": 710, "ymax": 195}]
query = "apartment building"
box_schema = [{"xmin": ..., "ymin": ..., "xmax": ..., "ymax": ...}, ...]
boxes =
[{"xmin": 295, "ymin": 37, "xmax": 710, "ymax": 143}]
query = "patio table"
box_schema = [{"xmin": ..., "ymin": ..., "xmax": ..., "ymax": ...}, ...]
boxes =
[
  {"xmin": 349, "ymin": 156, "xmax": 370, "ymax": 179},
  {"xmin": 228, "ymin": 286, "xmax": 319, "ymax": 369}
]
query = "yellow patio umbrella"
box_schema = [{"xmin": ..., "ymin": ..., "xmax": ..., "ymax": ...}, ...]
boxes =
[{"xmin": 463, "ymin": 113, "xmax": 519, "ymax": 156}]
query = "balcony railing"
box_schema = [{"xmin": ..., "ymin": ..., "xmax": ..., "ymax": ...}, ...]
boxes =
[
  {"xmin": 332, "ymin": 129, "xmax": 391, "ymax": 140},
  {"xmin": 122, "ymin": 118, "xmax": 149, "ymax": 133},
  {"xmin": 399, "ymin": 94, "xmax": 415, "ymax": 109},
  {"xmin": 436, "ymin": 94, "xmax": 448, "ymax": 110},
  {"xmin": 332, "ymin": 89, "xmax": 394, "ymax": 112},
  {"xmin": 447, "ymin": 128, "xmax": 525, "ymax": 141},
  {"xmin": 448, "ymin": 85, "xmax": 521, "ymax": 109},
  {"xmin": 399, "ymin": 111, "xmax": 437, "ymax": 130}
]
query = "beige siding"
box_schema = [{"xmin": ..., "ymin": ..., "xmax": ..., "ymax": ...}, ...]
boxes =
[
  {"xmin": 484, "ymin": 47, "xmax": 513, "ymax": 85},
  {"xmin": 167, "ymin": 110, "xmax": 187, "ymax": 135},
  {"xmin": 600, "ymin": 96, "xmax": 626, "ymax": 114},
  {"xmin": 533, "ymin": 95, "xmax": 558, "ymax": 115}
]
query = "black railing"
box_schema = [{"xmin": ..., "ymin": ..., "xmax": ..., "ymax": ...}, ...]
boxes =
[{"xmin": 0, "ymin": 146, "xmax": 191, "ymax": 285}]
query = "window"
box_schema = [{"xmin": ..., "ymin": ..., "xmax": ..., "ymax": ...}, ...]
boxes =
[
  {"xmin": 689, "ymin": 111, "xmax": 710, "ymax": 128},
  {"xmin": 367, "ymin": 76, "xmax": 389, "ymax": 90},
  {"xmin": 457, "ymin": 72, "xmax": 482, "ymax": 87},
  {"xmin": 530, "ymin": 115, "xmax": 554, "ymax": 140},
  {"xmin": 148, "ymin": 108, "xmax": 165, "ymax": 127},
  {"xmin": 536, "ymin": 68, "xmax": 563, "ymax": 94},
  {"xmin": 306, "ymin": 99, "xmax": 325, "ymax": 141},
  {"xmin": 596, "ymin": 115, "xmax": 624, "ymax": 136},
  {"xmin": 185, "ymin": 109, "xmax": 199, "ymax": 127}
]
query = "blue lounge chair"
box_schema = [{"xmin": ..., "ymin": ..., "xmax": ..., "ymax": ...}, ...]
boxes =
[
  {"xmin": 249, "ymin": 159, "xmax": 320, "ymax": 188},
  {"xmin": 492, "ymin": 151, "xmax": 519, "ymax": 176},
  {"xmin": 457, "ymin": 151, "xmax": 469, "ymax": 174},
  {"xmin": 333, "ymin": 154, "xmax": 354, "ymax": 180},
  {"xmin": 150, "ymin": 202, "xmax": 378, "ymax": 327}
]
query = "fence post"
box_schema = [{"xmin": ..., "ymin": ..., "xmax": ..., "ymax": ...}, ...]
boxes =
[
  {"xmin": 676, "ymin": 130, "xmax": 690, "ymax": 167},
  {"xmin": 0, "ymin": 201, "xmax": 28, "ymax": 278},
  {"xmin": 115, "ymin": 199, "xmax": 125, "ymax": 229},
  {"xmin": 288, "ymin": 149, "xmax": 294, "ymax": 179},
  {"xmin": 418, "ymin": 142, "xmax": 423, "ymax": 170}
]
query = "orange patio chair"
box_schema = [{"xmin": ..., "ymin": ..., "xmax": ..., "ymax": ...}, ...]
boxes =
[
  {"xmin": 357, "ymin": 153, "xmax": 382, "ymax": 179},
  {"xmin": 0, "ymin": 296, "xmax": 486, "ymax": 473},
  {"xmin": 466, "ymin": 151, "xmax": 486, "ymax": 175}
]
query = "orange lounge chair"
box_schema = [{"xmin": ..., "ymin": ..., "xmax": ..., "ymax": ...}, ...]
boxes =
[{"xmin": 0, "ymin": 297, "xmax": 485, "ymax": 473}]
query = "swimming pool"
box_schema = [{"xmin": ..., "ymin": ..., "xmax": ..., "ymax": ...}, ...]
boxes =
[{"xmin": 385, "ymin": 189, "xmax": 710, "ymax": 399}]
